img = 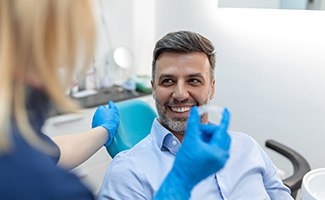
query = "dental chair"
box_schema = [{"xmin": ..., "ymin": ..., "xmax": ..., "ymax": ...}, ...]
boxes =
[
  {"xmin": 108, "ymin": 99, "xmax": 310, "ymax": 199},
  {"xmin": 106, "ymin": 99, "xmax": 157, "ymax": 158},
  {"xmin": 266, "ymin": 140, "xmax": 310, "ymax": 199}
]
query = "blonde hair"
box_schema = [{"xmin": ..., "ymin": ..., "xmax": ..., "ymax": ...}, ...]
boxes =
[{"xmin": 0, "ymin": 0, "xmax": 95, "ymax": 152}]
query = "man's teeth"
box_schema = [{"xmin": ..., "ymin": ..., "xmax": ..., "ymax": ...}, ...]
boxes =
[{"xmin": 171, "ymin": 107, "xmax": 191, "ymax": 113}]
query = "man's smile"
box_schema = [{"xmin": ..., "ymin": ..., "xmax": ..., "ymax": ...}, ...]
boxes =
[{"xmin": 170, "ymin": 106, "xmax": 191, "ymax": 113}]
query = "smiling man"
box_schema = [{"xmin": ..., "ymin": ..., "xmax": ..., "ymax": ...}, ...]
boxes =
[
  {"xmin": 153, "ymin": 51, "xmax": 214, "ymax": 142},
  {"xmin": 98, "ymin": 31, "xmax": 293, "ymax": 200}
]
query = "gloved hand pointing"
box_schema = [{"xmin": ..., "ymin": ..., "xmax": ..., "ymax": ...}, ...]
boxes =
[
  {"xmin": 155, "ymin": 106, "xmax": 231, "ymax": 200},
  {"xmin": 92, "ymin": 101, "xmax": 119, "ymax": 147}
]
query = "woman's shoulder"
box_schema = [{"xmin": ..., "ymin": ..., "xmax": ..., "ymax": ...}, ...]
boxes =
[{"xmin": 0, "ymin": 130, "xmax": 94, "ymax": 200}]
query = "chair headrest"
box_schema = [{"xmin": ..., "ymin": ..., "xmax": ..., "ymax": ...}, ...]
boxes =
[{"xmin": 106, "ymin": 99, "xmax": 157, "ymax": 158}]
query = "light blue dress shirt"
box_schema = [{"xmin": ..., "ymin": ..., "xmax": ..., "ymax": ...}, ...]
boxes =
[{"xmin": 98, "ymin": 119, "xmax": 293, "ymax": 200}]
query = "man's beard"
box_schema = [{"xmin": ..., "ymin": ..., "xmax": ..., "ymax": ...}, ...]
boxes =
[
  {"xmin": 160, "ymin": 115, "xmax": 187, "ymax": 134},
  {"xmin": 155, "ymin": 99, "xmax": 208, "ymax": 134},
  {"xmin": 153, "ymin": 89, "xmax": 212, "ymax": 134}
]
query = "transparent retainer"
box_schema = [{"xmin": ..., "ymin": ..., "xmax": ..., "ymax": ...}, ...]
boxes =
[{"xmin": 197, "ymin": 104, "xmax": 224, "ymax": 125}]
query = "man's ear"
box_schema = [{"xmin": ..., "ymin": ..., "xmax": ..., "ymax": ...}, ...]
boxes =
[
  {"xmin": 151, "ymin": 80, "xmax": 156, "ymax": 99},
  {"xmin": 151, "ymin": 80, "xmax": 154, "ymax": 91},
  {"xmin": 210, "ymin": 79, "xmax": 215, "ymax": 100}
]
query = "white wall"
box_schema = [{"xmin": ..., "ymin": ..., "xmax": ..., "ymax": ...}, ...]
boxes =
[
  {"xmin": 93, "ymin": 0, "xmax": 137, "ymax": 85},
  {"xmin": 152, "ymin": 0, "xmax": 325, "ymax": 173},
  {"xmin": 211, "ymin": 8, "xmax": 325, "ymax": 173},
  {"xmin": 93, "ymin": 0, "xmax": 155, "ymax": 85}
]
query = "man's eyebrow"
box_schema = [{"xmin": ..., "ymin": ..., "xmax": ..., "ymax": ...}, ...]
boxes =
[
  {"xmin": 158, "ymin": 74, "xmax": 174, "ymax": 80},
  {"xmin": 188, "ymin": 73, "xmax": 205, "ymax": 78},
  {"xmin": 158, "ymin": 73, "xmax": 205, "ymax": 80}
]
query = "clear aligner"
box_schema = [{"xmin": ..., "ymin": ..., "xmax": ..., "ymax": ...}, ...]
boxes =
[
  {"xmin": 197, "ymin": 104, "xmax": 224, "ymax": 124},
  {"xmin": 197, "ymin": 104, "xmax": 224, "ymax": 116}
]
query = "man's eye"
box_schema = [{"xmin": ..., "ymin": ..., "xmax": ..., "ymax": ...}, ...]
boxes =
[
  {"xmin": 189, "ymin": 79, "xmax": 202, "ymax": 85},
  {"xmin": 160, "ymin": 79, "xmax": 174, "ymax": 86}
]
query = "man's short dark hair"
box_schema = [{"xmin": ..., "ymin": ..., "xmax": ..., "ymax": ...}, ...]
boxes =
[{"xmin": 152, "ymin": 31, "xmax": 216, "ymax": 82}]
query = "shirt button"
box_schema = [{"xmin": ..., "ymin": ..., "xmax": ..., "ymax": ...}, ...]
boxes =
[{"xmin": 172, "ymin": 140, "xmax": 177, "ymax": 146}]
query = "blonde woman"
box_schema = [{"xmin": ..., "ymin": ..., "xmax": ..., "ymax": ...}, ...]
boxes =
[
  {"xmin": 0, "ymin": 0, "xmax": 118, "ymax": 199},
  {"xmin": 0, "ymin": 0, "xmax": 231, "ymax": 199}
]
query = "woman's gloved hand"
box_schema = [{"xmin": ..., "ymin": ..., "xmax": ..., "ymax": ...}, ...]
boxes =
[
  {"xmin": 92, "ymin": 101, "xmax": 119, "ymax": 147},
  {"xmin": 155, "ymin": 107, "xmax": 231, "ymax": 200}
]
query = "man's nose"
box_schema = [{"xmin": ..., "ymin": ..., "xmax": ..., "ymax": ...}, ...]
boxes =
[{"xmin": 172, "ymin": 82, "xmax": 189, "ymax": 101}]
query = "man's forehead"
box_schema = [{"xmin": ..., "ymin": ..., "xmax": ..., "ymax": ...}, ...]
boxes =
[
  {"xmin": 154, "ymin": 52, "xmax": 211, "ymax": 79},
  {"xmin": 155, "ymin": 64, "xmax": 210, "ymax": 79}
]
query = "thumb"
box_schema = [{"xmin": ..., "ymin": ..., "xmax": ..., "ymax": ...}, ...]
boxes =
[{"xmin": 185, "ymin": 107, "xmax": 200, "ymax": 140}]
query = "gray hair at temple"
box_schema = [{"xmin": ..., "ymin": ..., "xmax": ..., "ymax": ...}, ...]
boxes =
[{"xmin": 152, "ymin": 30, "xmax": 216, "ymax": 83}]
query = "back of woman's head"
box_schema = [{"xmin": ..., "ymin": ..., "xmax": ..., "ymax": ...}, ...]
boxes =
[{"xmin": 0, "ymin": 0, "xmax": 95, "ymax": 152}]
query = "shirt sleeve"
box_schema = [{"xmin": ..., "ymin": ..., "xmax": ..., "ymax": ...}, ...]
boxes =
[
  {"xmin": 97, "ymin": 155, "xmax": 149, "ymax": 200},
  {"xmin": 256, "ymin": 142, "xmax": 294, "ymax": 200}
]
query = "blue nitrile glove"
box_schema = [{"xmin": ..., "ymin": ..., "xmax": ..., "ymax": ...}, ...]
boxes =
[
  {"xmin": 154, "ymin": 107, "xmax": 231, "ymax": 200},
  {"xmin": 92, "ymin": 101, "xmax": 119, "ymax": 147}
]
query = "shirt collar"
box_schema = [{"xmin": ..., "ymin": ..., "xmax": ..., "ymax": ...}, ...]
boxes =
[{"xmin": 150, "ymin": 118, "xmax": 181, "ymax": 155}]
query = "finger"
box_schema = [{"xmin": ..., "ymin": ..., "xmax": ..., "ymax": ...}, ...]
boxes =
[
  {"xmin": 219, "ymin": 108, "xmax": 230, "ymax": 131},
  {"xmin": 184, "ymin": 106, "xmax": 200, "ymax": 140},
  {"xmin": 211, "ymin": 108, "xmax": 231, "ymax": 147},
  {"xmin": 108, "ymin": 101, "xmax": 117, "ymax": 110},
  {"xmin": 99, "ymin": 105, "xmax": 106, "ymax": 110}
]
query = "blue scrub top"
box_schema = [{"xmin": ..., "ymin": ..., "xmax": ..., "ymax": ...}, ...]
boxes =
[{"xmin": 0, "ymin": 88, "xmax": 94, "ymax": 200}]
